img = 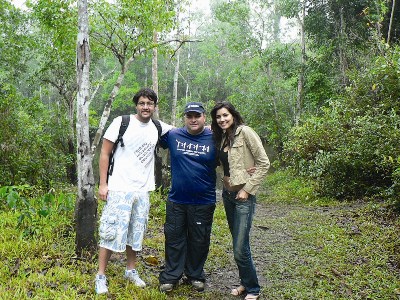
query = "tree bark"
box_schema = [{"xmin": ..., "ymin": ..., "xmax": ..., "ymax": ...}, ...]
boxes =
[
  {"xmin": 66, "ymin": 136, "xmax": 77, "ymax": 184},
  {"xmin": 75, "ymin": 0, "xmax": 97, "ymax": 255},
  {"xmin": 295, "ymin": 2, "xmax": 306, "ymax": 126},
  {"xmin": 338, "ymin": 6, "xmax": 348, "ymax": 86},
  {"xmin": 387, "ymin": 0, "xmax": 396, "ymax": 44},
  {"xmin": 91, "ymin": 56, "xmax": 134, "ymax": 155},
  {"xmin": 172, "ymin": 44, "xmax": 180, "ymax": 127},
  {"xmin": 152, "ymin": 31, "xmax": 159, "ymax": 119},
  {"xmin": 152, "ymin": 30, "xmax": 162, "ymax": 189}
]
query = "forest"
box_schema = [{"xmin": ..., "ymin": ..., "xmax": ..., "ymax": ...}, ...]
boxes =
[{"xmin": 0, "ymin": 0, "xmax": 400, "ymax": 299}]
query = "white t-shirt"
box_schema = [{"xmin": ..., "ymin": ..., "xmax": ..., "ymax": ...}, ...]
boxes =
[{"xmin": 104, "ymin": 115, "xmax": 172, "ymax": 192}]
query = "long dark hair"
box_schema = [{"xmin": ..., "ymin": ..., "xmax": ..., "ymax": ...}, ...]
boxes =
[{"xmin": 210, "ymin": 101, "xmax": 244, "ymax": 149}]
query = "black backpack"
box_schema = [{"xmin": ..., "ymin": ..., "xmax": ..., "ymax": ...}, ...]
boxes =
[{"xmin": 107, "ymin": 115, "xmax": 162, "ymax": 181}]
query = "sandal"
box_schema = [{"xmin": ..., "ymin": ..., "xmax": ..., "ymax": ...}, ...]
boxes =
[
  {"xmin": 245, "ymin": 294, "xmax": 260, "ymax": 300},
  {"xmin": 230, "ymin": 285, "xmax": 245, "ymax": 296}
]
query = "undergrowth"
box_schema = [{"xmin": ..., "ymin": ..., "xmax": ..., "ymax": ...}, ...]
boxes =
[
  {"xmin": 0, "ymin": 172, "xmax": 399, "ymax": 299},
  {"xmin": 259, "ymin": 170, "xmax": 400, "ymax": 299}
]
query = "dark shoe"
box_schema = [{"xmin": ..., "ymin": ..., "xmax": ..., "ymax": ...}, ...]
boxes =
[
  {"xmin": 191, "ymin": 280, "xmax": 205, "ymax": 292},
  {"xmin": 159, "ymin": 283, "xmax": 174, "ymax": 292}
]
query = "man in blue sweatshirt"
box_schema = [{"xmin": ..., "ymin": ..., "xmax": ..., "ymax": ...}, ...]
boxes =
[{"xmin": 159, "ymin": 102, "xmax": 217, "ymax": 293}]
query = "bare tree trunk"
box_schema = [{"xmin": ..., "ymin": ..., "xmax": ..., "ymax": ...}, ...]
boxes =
[
  {"xmin": 90, "ymin": 35, "xmax": 195, "ymax": 155},
  {"xmin": 272, "ymin": 4, "xmax": 281, "ymax": 42},
  {"xmin": 75, "ymin": 0, "xmax": 97, "ymax": 255},
  {"xmin": 185, "ymin": 43, "xmax": 191, "ymax": 100},
  {"xmin": 152, "ymin": 30, "xmax": 162, "ymax": 189},
  {"xmin": 172, "ymin": 45, "xmax": 180, "ymax": 127},
  {"xmin": 374, "ymin": 2, "xmax": 384, "ymax": 53},
  {"xmin": 91, "ymin": 56, "xmax": 135, "ymax": 154},
  {"xmin": 66, "ymin": 93, "xmax": 77, "ymax": 184},
  {"xmin": 387, "ymin": 0, "xmax": 396, "ymax": 44},
  {"xmin": 338, "ymin": 6, "xmax": 348, "ymax": 86},
  {"xmin": 172, "ymin": 2, "xmax": 183, "ymax": 126},
  {"xmin": 295, "ymin": 3, "xmax": 306, "ymax": 126},
  {"xmin": 41, "ymin": 81, "xmax": 78, "ymax": 184},
  {"xmin": 66, "ymin": 136, "xmax": 77, "ymax": 184},
  {"xmin": 144, "ymin": 55, "xmax": 148, "ymax": 87},
  {"xmin": 152, "ymin": 31, "xmax": 159, "ymax": 114},
  {"xmin": 185, "ymin": 4, "xmax": 192, "ymax": 100}
]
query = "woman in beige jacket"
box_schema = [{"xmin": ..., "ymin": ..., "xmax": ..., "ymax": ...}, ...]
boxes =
[{"xmin": 211, "ymin": 101, "xmax": 270, "ymax": 300}]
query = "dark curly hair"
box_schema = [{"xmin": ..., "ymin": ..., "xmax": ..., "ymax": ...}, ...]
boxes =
[
  {"xmin": 210, "ymin": 101, "xmax": 244, "ymax": 149},
  {"xmin": 132, "ymin": 88, "xmax": 158, "ymax": 105}
]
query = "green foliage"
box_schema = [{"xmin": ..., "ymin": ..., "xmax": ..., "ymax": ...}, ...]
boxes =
[
  {"xmin": 29, "ymin": 0, "xmax": 77, "ymax": 51},
  {"xmin": 258, "ymin": 197, "xmax": 400, "ymax": 300},
  {"xmin": 275, "ymin": 0, "xmax": 301, "ymax": 19},
  {"xmin": 283, "ymin": 47, "xmax": 400, "ymax": 200},
  {"xmin": 303, "ymin": 45, "xmax": 337, "ymax": 110},
  {"xmin": 226, "ymin": 42, "xmax": 297, "ymax": 150},
  {"xmin": 91, "ymin": 0, "xmax": 176, "ymax": 63},
  {"xmin": 28, "ymin": 0, "xmax": 78, "ymax": 94},
  {"xmin": 0, "ymin": 185, "xmax": 75, "ymax": 238},
  {"xmin": 101, "ymin": 70, "xmax": 141, "ymax": 119},
  {"xmin": 0, "ymin": 0, "xmax": 31, "ymax": 82},
  {"xmin": 263, "ymin": 169, "xmax": 338, "ymax": 206},
  {"xmin": 213, "ymin": 0, "xmax": 257, "ymax": 52},
  {"xmin": 303, "ymin": 0, "xmax": 371, "ymax": 47},
  {"xmin": 1, "ymin": 179, "xmax": 399, "ymax": 299},
  {"xmin": 0, "ymin": 84, "xmax": 71, "ymax": 188}
]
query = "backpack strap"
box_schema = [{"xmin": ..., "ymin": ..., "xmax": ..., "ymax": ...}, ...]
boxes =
[
  {"xmin": 151, "ymin": 119, "xmax": 162, "ymax": 148},
  {"xmin": 107, "ymin": 115, "xmax": 130, "ymax": 181},
  {"xmin": 152, "ymin": 119, "xmax": 163, "ymax": 188}
]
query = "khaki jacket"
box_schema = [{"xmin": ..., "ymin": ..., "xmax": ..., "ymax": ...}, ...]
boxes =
[{"xmin": 219, "ymin": 125, "xmax": 270, "ymax": 195}]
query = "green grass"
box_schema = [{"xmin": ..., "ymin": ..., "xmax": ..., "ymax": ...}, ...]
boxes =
[
  {"xmin": 0, "ymin": 172, "xmax": 399, "ymax": 299},
  {"xmin": 260, "ymin": 208, "xmax": 400, "ymax": 299},
  {"xmin": 258, "ymin": 171, "xmax": 400, "ymax": 299}
]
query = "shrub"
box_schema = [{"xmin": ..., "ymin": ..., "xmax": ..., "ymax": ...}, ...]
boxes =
[
  {"xmin": 283, "ymin": 47, "xmax": 400, "ymax": 200},
  {"xmin": 0, "ymin": 185, "xmax": 75, "ymax": 238}
]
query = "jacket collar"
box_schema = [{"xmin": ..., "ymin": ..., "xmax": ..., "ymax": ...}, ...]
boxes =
[{"xmin": 234, "ymin": 125, "xmax": 245, "ymax": 136}]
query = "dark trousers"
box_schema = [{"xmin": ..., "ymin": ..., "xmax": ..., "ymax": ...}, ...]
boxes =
[{"xmin": 159, "ymin": 200, "xmax": 216, "ymax": 284}]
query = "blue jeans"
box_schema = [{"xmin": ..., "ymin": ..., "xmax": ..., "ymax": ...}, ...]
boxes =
[{"xmin": 222, "ymin": 189, "xmax": 260, "ymax": 295}]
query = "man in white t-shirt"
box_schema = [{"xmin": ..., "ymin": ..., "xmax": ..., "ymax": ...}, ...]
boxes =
[{"xmin": 95, "ymin": 88, "xmax": 172, "ymax": 295}]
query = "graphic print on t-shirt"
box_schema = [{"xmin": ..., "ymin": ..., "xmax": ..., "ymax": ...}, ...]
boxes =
[
  {"xmin": 134, "ymin": 141, "xmax": 155, "ymax": 166},
  {"xmin": 176, "ymin": 139, "xmax": 210, "ymax": 156}
]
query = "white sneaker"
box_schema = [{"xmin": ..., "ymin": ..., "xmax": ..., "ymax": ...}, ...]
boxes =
[
  {"xmin": 95, "ymin": 274, "xmax": 108, "ymax": 294},
  {"xmin": 124, "ymin": 269, "xmax": 146, "ymax": 287}
]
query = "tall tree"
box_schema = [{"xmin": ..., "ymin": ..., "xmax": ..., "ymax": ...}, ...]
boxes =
[
  {"xmin": 387, "ymin": 0, "xmax": 396, "ymax": 44},
  {"xmin": 295, "ymin": 0, "xmax": 306, "ymax": 126},
  {"xmin": 29, "ymin": 0, "xmax": 80, "ymax": 184},
  {"xmin": 152, "ymin": 30, "xmax": 163, "ymax": 188},
  {"xmin": 90, "ymin": 0, "xmax": 176, "ymax": 154},
  {"xmin": 171, "ymin": 1, "xmax": 183, "ymax": 127},
  {"xmin": 75, "ymin": 0, "xmax": 97, "ymax": 254}
]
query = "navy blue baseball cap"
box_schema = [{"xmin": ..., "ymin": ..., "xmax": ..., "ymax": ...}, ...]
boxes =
[{"xmin": 184, "ymin": 102, "xmax": 205, "ymax": 114}]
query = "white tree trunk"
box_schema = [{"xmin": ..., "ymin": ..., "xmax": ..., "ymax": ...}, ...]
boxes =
[
  {"xmin": 387, "ymin": 0, "xmax": 396, "ymax": 44},
  {"xmin": 152, "ymin": 31, "xmax": 160, "ymax": 119},
  {"xmin": 172, "ymin": 45, "xmax": 180, "ymax": 127},
  {"xmin": 75, "ymin": 0, "xmax": 97, "ymax": 254},
  {"xmin": 185, "ymin": 43, "xmax": 191, "ymax": 99},
  {"xmin": 295, "ymin": 2, "xmax": 306, "ymax": 126},
  {"xmin": 339, "ymin": 6, "xmax": 348, "ymax": 86},
  {"xmin": 152, "ymin": 30, "xmax": 163, "ymax": 189},
  {"xmin": 91, "ymin": 56, "xmax": 134, "ymax": 154}
]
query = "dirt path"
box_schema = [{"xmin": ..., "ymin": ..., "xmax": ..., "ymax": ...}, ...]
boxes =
[
  {"xmin": 205, "ymin": 200, "xmax": 286, "ymax": 298},
  {"xmin": 115, "ymin": 193, "xmax": 398, "ymax": 299},
  {"xmin": 203, "ymin": 198, "xmax": 359, "ymax": 299}
]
